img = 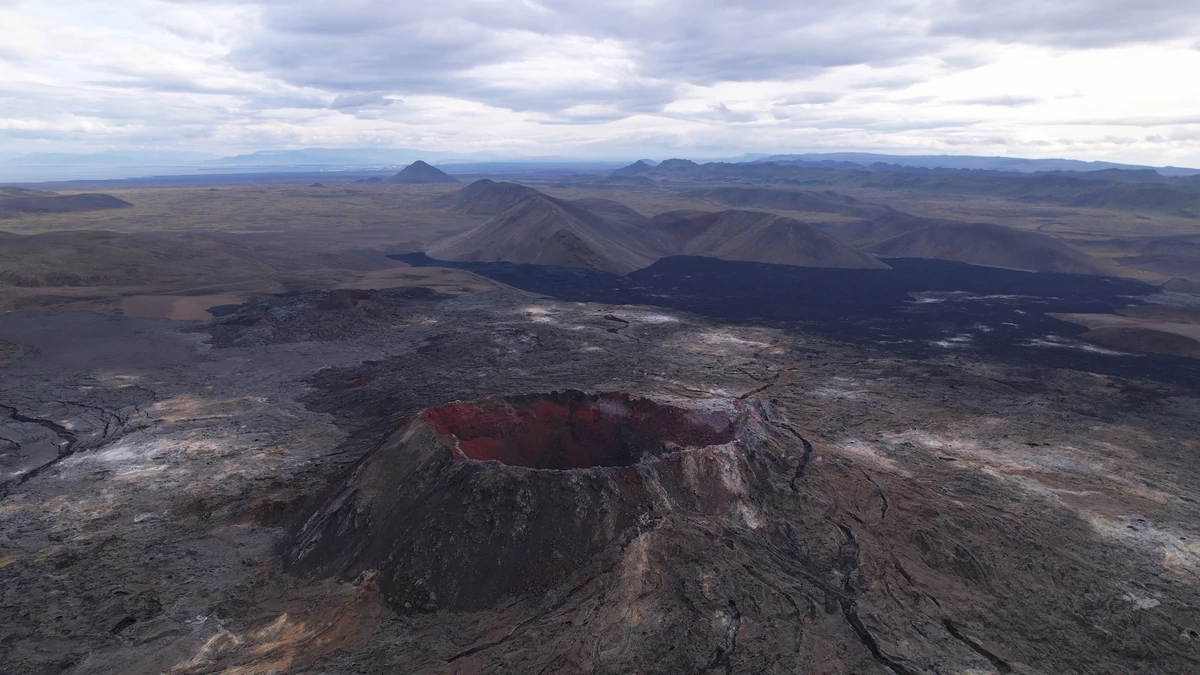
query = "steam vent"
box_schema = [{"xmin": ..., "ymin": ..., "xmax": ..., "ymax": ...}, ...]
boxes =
[{"xmin": 285, "ymin": 391, "xmax": 780, "ymax": 613}]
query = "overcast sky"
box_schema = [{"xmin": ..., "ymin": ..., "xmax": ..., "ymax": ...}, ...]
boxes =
[{"xmin": 1, "ymin": 0, "xmax": 1199, "ymax": 164}]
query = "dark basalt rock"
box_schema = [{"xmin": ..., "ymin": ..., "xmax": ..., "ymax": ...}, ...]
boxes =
[{"xmin": 284, "ymin": 391, "xmax": 777, "ymax": 612}]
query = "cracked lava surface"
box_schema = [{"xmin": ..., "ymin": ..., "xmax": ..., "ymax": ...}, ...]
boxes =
[{"xmin": 1, "ymin": 289, "xmax": 1199, "ymax": 674}]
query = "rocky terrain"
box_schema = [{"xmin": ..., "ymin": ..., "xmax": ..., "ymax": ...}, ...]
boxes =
[{"xmin": 2, "ymin": 283, "xmax": 1198, "ymax": 673}]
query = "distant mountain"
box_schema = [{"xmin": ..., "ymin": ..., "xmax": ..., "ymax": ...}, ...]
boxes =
[
  {"xmin": 386, "ymin": 160, "xmax": 460, "ymax": 185},
  {"xmin": 1045, "ymin": 168, "xmax": 1169, "ymax": 183},
  {"xmin": 652, "ymin": 210, "xmax": 887, "ymax": 269},
  {"xmin": 427, "ymin": 193, "xmax": 673, "ymax": 274},
  {"xmin": 615, "ymin": 160, "xmax": 1200, "ymax": 218},
  {"xmin": 612, "ymin": 160, "xmax": 655, "ymax": 177},
  {"xmin": 436, "ymin": 179, "xmax": 542, "ymax": 215},
  {"xmin": 685, "ymin": 186, "xmax": 893, "ymax": 218},
  {"xmin": 655, "ymin": 158, "xmax": 703, "ymax": 174},
  {"xmin": 759, "ymin": 152, "xmax": 1200, "ymax": 176}
]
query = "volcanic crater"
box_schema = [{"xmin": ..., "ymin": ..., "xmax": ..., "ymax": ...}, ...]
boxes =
[
  {"xmin": 285, "ymin": 391, "xmax": 775, "ymax": 613},
  {"xmin": 426, "ymin": 391, "xmax": 740, "ymax": 470}
]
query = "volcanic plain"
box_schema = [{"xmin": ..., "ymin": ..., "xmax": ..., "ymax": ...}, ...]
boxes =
[{"xmin": 2, "ymin": 161, "xmax": 1199, "ymax": 674}]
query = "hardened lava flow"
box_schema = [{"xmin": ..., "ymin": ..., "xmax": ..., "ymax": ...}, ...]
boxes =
[{"xmin": 284, "ymin": 390, "xmax": 780, "ymax": 612}]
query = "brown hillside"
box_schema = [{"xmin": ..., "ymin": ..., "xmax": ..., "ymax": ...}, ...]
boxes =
[
  {"xmin": 436, "ymin": 179, "xmax": 541, "ymax": 215},
  {"xmin": 0, "ymin": 192, "xmax": 132, "ymax": 218},
  {"xmin": 687, "ymin": 187, "xmax": 893, "ymax": 218},
  {"xmin": 1082, "ymin": 327, "xmax": 1200, "ymax": 359},
  {"xmin": 659, "ymin": 210, "xmax": 889, "ymax": 269},
  {"xmin": 426, "ymin": 194, "xmax": 677, "ymax": 274},
  {"xmin": 821, "ymin": 212, "xmax": 940, "ymax": 247},
  {"xmin": 866, "ymin": 221, "xmax": 1115, "ymax": 275}
]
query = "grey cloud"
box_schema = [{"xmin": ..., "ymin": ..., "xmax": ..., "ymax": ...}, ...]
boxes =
[
  {"xmin": 1059, "ymin": 114, "xmax": 1200, "ymax": 126},
  {"xmin": 854, "ymin": 75, "xmax": 928, "ymax": 91},
  {"xmin": 175, "ymin": 0, "xmax": 943, "ymax": 120},
  {"xmin": 461, "ymin": 78, "xmax": 679, "ymax": 117},
  {"xmin": 329, "ymin": 91, "xmax": 395, "ymax": 110},
  {"xmin": 938, "ymin": 135, "xmax": 1012, "ymax": 146},
  {"xmin": 933, "ymin": 0, "xmax": 1200, "ymax": 48},
  {"xmin": 1100, "ymin": 135, "xmax": 1140, "ymax": 145},
  {"xmin": 0, "ymin": 44, "xmax": 27, "ymax": 62},
  {"xmin": 6, "ymin": 0, "xmax": 1197, "ymax": 158},
  {"xmin": 952, "ymin": 95, "xmax": 1043, "ymax": 106},
  {"xmin": 778, "ymin": 92, "xmax": 842, "ymax": 106},
  {"xmin": 1, "ymin": 128, "xmax": 76, "ymax": 140},
  {"xmin": 809, "ymin": 117, "xmax": 983, "ymax": 132},
  {"xmin": 937, "ymin": 52, "xmax": 992, "ymax": 69},
  {"xmin": 707, "ymin": 104, "xmax": 757, "ymax": 123},
  {"xmin": 181, "ymin": 0, "xmax": 1199, "ymax": 123},
  {"xmin": 88, "ymin": 77, "xmax": 252, "ymax": 97},
  {"xmin": 538, "ymin": 109, "xmax": 646, "ymax": 125},
  {"xmin": 206, "ymin": 0, "xmax": 1200, "ymax": 120}
]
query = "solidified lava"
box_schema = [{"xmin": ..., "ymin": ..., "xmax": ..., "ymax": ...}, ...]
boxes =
[
  {"xmin": 285, "ymin": 391, "xmax": 776, "ymax": 613},
  {"xmin": 425, "ymin": 391, "xmax": 737, "ymax": 470}
]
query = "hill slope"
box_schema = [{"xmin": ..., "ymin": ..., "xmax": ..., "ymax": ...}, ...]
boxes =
[
  {"xmin": 0, "ymin": 191, "xmax": 132, "ymax": 218},
  {"xmin": 386, "ymin": 160, "xmax": 460, "ymax": 185},
  {"xmin": 686, "ymin": 187, "xmax": 893, "ymax": 218},
  {"xmin": 821, "ymin": 212, "xmax": 947, "ymax": 248},
  {"xmin": 655, "ymin": 210, "xmax": 888, "ymax": 269},
  {"xmin": 436, "ymin": 179, "xmax": 541, "ymax": 215},
  {"xmin": 865, "ymin": 221, "xmax": 1115, "ymax": 275},
  {"xmin": 427, "ymin": 194, "xmax": 677, "ymax": 274}
]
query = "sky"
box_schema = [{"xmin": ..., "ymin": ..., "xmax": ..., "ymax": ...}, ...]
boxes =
[{"xmin": 1, "ymin": 0, "xmax": 1199, "ymax": 164}]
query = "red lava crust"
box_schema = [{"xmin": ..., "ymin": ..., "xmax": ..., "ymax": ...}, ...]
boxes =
[{"xmin": 425, "ymin": 391, "xmax": 737, "ymax": 470}]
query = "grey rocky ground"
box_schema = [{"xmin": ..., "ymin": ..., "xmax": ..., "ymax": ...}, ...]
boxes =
[{"xmin": 1, "ymin": 289, "xmax": 1198, "ymax": 673}]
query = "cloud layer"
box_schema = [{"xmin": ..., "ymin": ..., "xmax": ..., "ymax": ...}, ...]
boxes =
[{"xmin": 0, "ymin": 0, "xmax": 1198, "ymax": 163}]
